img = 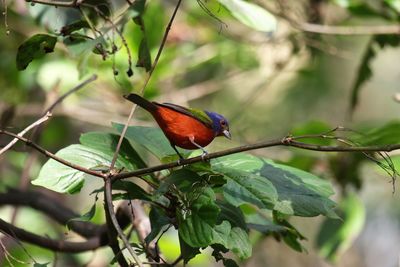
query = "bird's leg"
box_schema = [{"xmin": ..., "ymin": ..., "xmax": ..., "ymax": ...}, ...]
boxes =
[
  {"xmin": 171, "ymin": 143, "xmax": 184, "ymax": 165},
  {"xmin": 188, "ymin": 136, "xmax": 208, "ymax": 161}
]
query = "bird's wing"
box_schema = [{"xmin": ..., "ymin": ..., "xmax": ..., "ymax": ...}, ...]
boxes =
[{"xmin": 157, "ymin": 103, "xmax": 213, "ymax": 129}]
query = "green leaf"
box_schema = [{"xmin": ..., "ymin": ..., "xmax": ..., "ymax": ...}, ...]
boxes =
[
  {"xmin": 350, "ymin": 38, "xmax": 375, "ymax": 112},
  {"xmin": 213, "ymin": 154, "xmax": 337, "ymax": 217},
  {"xmin": 385, "ymin": 0, "xmax": 400, "ymax": 12},
  {"xmin": 218, "ymin": 0, "xmax": 277, "ymax": 32},
  {"xmin": 16, "ymin": 34, "xmax": 57, "ymax": 70},
  {"xmin": 32, "ymin": 144, "xmax": 127, "ymax": 194},
  {"xmin": 291, "ymin": 121, "xmax": 334, "ymax": 146},
  {"xmin": 177, "ymin": 187, "xmax": 220, "ymax": 247},
  {"xmin": 137, "ymin": 38, "xmax": 152, "ymax": 72},
  {"xmin": 179, "ymin": 236, "xmax": 201, "ymax": 264},
  {"xmin": 113, "ymin": 180, "xmax": 152, "ymax": 201},
  {"xmin": 157, "ymin": 169, "xmax": 204, "ymax": 195},
  {"xmin": 351, "ymin": 35, "xmax": 400, "ymax": 112},
  {"xmin": 213, "ymin": 165, "xmax": 278, "ymax": 210},
  {"xmin": 60, "ymin": 20, "xmax": 90, "ymax": 36},
  {"xmin": 356, "ymin": 121, "xmax": 400, "ymax": 145},
  {"xmin": 63, "ymin": 35, "xmax": 100, "ymax": 57},
  {"xmin": 212, "ymin": 221, "xmax": 252, "ymax": 259},
  {"xmin": 113, "ymin": 124, "xmax": 190, "ymax": 161},
  {"xmin": 145, "ymin": 207, "xmax": 171, "ymax": 244},
  {"xmin": 316, "ymin": 193, "xmax": 365, "ymax": 262},
  {"xmin": 34, "ymin": 263, "xmax": 50, "ymax": 267},
  {"xmin": 216, "ymin": 200, "xmax": 247, "ymax": 229},
  {"xmin": 80, "ymin": 132, "xmax": 147, "ymax": 170},
  {"xmin": 66, "ymin": 195, "xmax": 98, "ymax": 229}
]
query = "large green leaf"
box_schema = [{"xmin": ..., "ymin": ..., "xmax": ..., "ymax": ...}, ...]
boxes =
[
  {"xmin": 213, "ymin": 154, "xmax": 337, "ymax": 217},
  {"xmin": 32, "ymin": 144, "xmax": 128, "ymax": 194},
  {"xmin": 16, "ymin": 34, "xmax": 57, "ymax": 70},
  {"xmin": 80, "ymin": 132, "xmax": 147, "ymax": 169},
  {"xmin": 113, "ymin": 124, "xmax": 190, "ymax": 161},
  {"xmin": 212, "ymin": 221, "xmax": 252, "ymax": 259},
  {"xmin": 316, "ymin": 193, "xmax": 365, "ymax": 262},
  {"xmin": 177, "ymin": 187, "xmax": 220, "ymax": 247},
  {"xmin": 218, "ymin": 0, "xmax": 277, "ymax": 32}
]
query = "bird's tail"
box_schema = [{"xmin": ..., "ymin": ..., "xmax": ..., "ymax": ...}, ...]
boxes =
[{"xmin": 124, "ymin": 93, "xmax": 158, "ymax": 113}]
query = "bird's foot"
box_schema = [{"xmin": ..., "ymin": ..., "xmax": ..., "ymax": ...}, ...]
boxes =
[{"xmin": 200, "ymin": 151, "xmax": 209, "ymax": 162}]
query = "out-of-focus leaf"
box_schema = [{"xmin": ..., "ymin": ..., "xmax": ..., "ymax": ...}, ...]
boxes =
[
  {"xmin": 316, "ymin": 193, "xmax": 365, "ymax": 262},
  {"xmin": 356, "ymin": 121, "xmax": 400, "ymax": 145},
  {"xmin": 137, "ymin": 38, "xmax": 152, "ymax": 72},
  {"xmin": 385, "ymin": 0, "xmax": 400, "ymax": 12},
  {"xmin": 350, "ymin": 38, "xmax": 375, "ymax": 112},
  {"xmin": 213, "ymin": 154, "xmax": 337, "ymax": 217},
  {"xmin": 218, "ymin": 0, "xmax": 277, "ymax": 32},
  {"xmin": 66, "ymin": 196, "xmax": 98, "ymax": 229},
  {"xmin": 16, "ymin": 34, "xmax": 57, "ymax": 70},
  {"xmin": 60, "ymin": 20, "xmax": 90, "ymax": 36},
  {"xmin": 177, "ymin": 187, "xmax": 220, "ymax": 247},
  {"xmin": 63, "ymin": 35, "xmax": 97, "ymax": 56},
  {"xmin": 291, "ymin": 121, "xmax": 334, "ymax": 145},
  {"xmin": 145, "ymin": 207, "xmax": 170, "ymax": 244},
  {"xmin": 351, "ymin": 35, "xmax": 400, "ymax": 112}
]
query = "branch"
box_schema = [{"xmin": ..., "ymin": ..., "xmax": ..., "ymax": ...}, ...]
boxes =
[
  {"xmin": 0, "ymin": 189, "xmax": 103, "ymax": 238},
  {"xmin": 0, "ymin": 218, "xmax": 103, "ymax": 253},
  {"xmin": 0, "ymin": 112, "xmax": 51, "ymax": 156},
  {"xmin": 112, "ymin": 136, "xmax": 400, "ymax": 180},
  {"xmin": 0, "ymin": 189, "xmax": 134, "ymax": 253},
  {"xmin": 299, "ymin": 23, "xmax": 400, "ymax": 35},
  {"xmin": 110, "ymin": 0, "xmax": 183, "ymax": 170},
  {"xmin": 104, "ymin": 178, "xmax": 143, "ymax": 267},
  {"xmin": 0, "ymin": 130, "xmax": 105, "ymax": 179}
]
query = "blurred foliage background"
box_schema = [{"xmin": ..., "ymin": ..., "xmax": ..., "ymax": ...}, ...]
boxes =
[{"xmin": 1, "ymin": 0, "xmax": 400, "ymax": 266}]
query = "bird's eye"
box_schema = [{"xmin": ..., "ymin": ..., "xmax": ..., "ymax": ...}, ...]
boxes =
[{"xmin": 220, "ymin": 120, "xmax": 226, "ymax": 126}]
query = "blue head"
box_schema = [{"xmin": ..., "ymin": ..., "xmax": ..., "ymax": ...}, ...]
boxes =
[{"xmin": 205, "ymin": 111, "xmax": 231, "ymax": 139}]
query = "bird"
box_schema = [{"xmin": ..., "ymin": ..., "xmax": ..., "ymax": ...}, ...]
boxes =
[{"xmin": 124, "ymin": 93, "xmax": 231, "ymax": 159}]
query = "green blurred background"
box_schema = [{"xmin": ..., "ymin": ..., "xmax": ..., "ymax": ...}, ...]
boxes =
[{"xmin": 1, "ymin": 0, "xmax": 400, "ymax": 266}]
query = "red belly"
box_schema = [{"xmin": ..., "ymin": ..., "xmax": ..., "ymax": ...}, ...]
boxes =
[{"xmin": 153, "ymin": 107, "xmax": 215, "ymax": 149}]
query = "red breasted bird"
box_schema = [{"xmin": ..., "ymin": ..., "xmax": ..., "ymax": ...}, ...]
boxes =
[{"xmin": 124, "ymin": 93, "xmax": 231, "ymax": 159}]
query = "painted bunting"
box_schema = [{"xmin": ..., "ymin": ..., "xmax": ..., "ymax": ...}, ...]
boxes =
[{"xmin": 124, "ymin": 93, "xmax": 231, "ymax": 159}]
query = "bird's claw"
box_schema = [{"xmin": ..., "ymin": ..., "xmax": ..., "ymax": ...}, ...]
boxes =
[{"xmin": 201, "ymin": 151, "xmax": 209, "ymax": 162}]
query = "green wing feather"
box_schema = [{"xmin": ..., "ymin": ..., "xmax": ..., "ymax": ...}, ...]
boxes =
[{"xmin": 157, "ymin": 103, "xmax": 213, "ymax": 128}]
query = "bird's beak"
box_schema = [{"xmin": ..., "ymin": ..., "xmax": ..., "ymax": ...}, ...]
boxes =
[{"xmin": 223, "ymin": 130, "xmax": 231, "ymax": 139}]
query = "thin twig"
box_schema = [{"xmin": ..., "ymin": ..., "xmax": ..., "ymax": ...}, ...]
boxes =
[
  {"xmin": 109, "ymin": 0, "xmax": 183, "ymax": 170},
  {"xmin": 104, "ymin": 178, "xmax": 144, "ymax": 267},
  {"xmin": 0, "ymin": 112, "xmax": 52, "ymax": 156}
]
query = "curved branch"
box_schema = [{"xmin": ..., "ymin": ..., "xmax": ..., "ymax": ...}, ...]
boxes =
[
  {"xmin": 104, "ymin": 178, "xmax": 143, "ymax": 267},
  {"xmin": 0, "ymin": 218, "xmax": 103, "ymax": 253},
  {"xmin": 112, "ymin": 137, "xmax": 400, "ymax": 180},
  {"xmin": 0, "ymin": 189, "xmax": 134, "ymax": 253},
  {"xmin": 0, "ymin": 189, "xmax": 103, "ymax": 238}
]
